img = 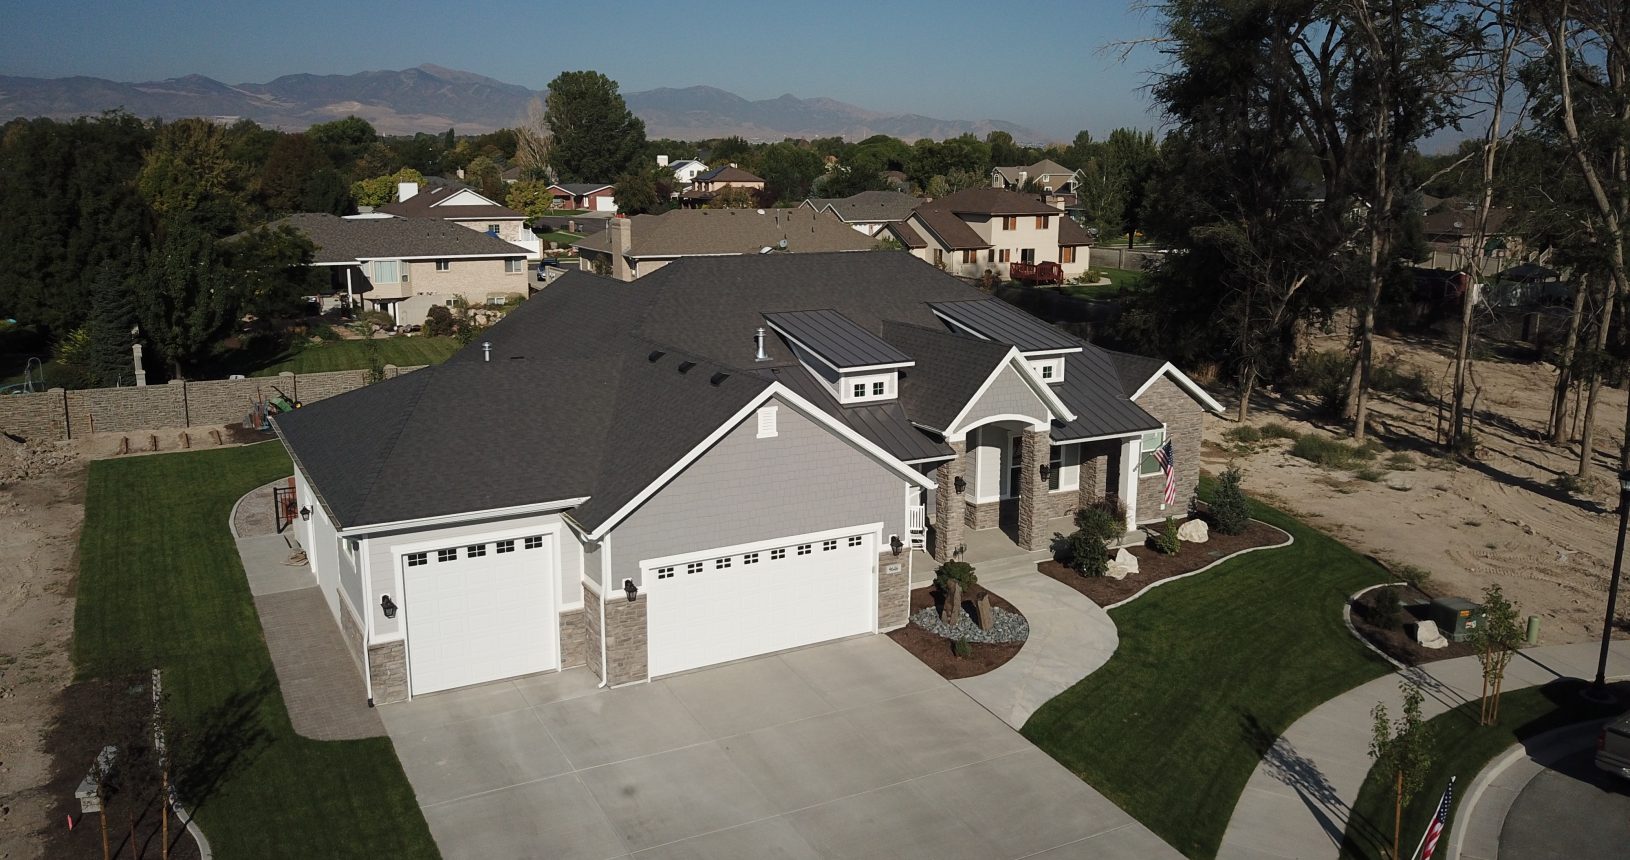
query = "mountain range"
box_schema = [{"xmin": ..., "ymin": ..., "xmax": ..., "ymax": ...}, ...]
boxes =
[{"xmin": 0, "ymin": 64, "xmax": 1044, "ymax": 142}]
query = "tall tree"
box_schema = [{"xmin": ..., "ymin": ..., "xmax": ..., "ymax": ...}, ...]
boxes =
[
  {"xmin": 1368, "ymin": 681, "xmax": 1432, "ymax": 860},
  {"xmin": 85, "ymin": 261, "xmax": 137, "ymax": 387},
  {"xmin": 258, "ymin": 133, "xmax": 331, "ymax": 213},
  {"xmin": 137, "ymin": 118, "xmax": 248, "ymax": 231},
  {"xmin": 758, "ymin": 143, "xmax": 826, "ymax": 203},
  {"xmin": 544, "ymin": 71, "xmax": 647, "ymax": 182},
  {"xmin": 134, "ymin": 216, "xmax": 238, "ymax": 378}
]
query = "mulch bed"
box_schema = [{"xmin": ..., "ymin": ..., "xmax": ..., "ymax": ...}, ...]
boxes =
[
  {"xmin": 885, "ymin": 585, "xmax": 1026, "ymax": 680},
  {"xmin": 1037, "ymin": 517, "xmax": 1287, "ymax": 608},
  {"xmin": 1349, "ymin": 584, "xmax": 1479, "ymax": 665}
]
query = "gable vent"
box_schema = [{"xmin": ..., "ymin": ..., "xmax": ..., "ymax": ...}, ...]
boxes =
[{"xmin": 756, "ymin": 405, "xmax": 778, "ymax": 439}]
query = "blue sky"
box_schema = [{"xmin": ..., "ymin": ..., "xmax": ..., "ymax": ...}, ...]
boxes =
[{"xmin": 0, "ymin": 0, "xmax": 1168, "ymax": 142}]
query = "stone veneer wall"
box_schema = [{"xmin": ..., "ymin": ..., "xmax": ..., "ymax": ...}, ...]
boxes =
[
  {"xmin": 368, "ymin": 641, "xmax": 408, "ymax": 705},
  {"xmin": 584, "ymin": 585, "xmax": 604, "ymax": 680},
  {"xmin": 932, "ymin": 441, "xmax": 966, "ymax": 562},
  {"xmin": 603, "ymin": 593, "xmax": 648, "ymax": 685},
  {"xmin": 1015, "ymin": 429, "xmax": 1050, "ymax": 550},
  {"xmin": 559, "ymin": 607, "xmax": 587, "ymax": 669},
  {"xmin": 0, "ymin": 365, "xmax": 428, "ymax": 442},
  {"xmin": 877, "ymin": 551, "xmax": 909, "ymax": 631},
  {"xmin": 964, "ymin": 499, "xmax": 1001, "ymax": 530},
  {"xmin": 1133, "ymin": 375, "xmax": 1206, "ymax": 523}
]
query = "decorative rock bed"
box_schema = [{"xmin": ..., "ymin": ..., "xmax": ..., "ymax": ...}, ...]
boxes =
[{"xmin": 909, "ymin": 604, "xmax": 1030, "ymax": 644}]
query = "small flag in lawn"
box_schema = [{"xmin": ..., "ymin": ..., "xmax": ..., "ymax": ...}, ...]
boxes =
[
  {"xmin": 1152, "ymin": 438, "xmax": 1176, "ymax": 506},
  {"xmin": 1415, "ymin": 776, "xmax": 1455, "ymax": 860}
]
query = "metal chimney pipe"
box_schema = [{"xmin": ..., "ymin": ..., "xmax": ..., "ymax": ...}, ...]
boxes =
[
  {"xmin": 482, "ymin": 341, "xmax": 492, "ymax": 363},
  {"xmin": 755, "ymin": 327, "xmax": 768, "ymax": 361}
]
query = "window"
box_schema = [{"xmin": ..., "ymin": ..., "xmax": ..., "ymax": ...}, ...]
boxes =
[
  {"xmin": 961, "ymin": 249, "xmax": 977, "ymax": 264},
  {"xmin": 1002, "ymin": 215, "xmax": 1017, "ymax": 230},
  {"xmin": 524, "ymin": 536, "xmax": 543, "ymax": 550},
  {"xmin": 716, "ymin": 556, "xmax": 732, "ymax": 569},
  {"xmin": 686, "ymin": 561, "xmax": 704, "ymax": 575},
  {"xmin": 1040, "ymin": 364, "xmax": 1055, "ymax": 380},
  {"xmin": 486, "ymin": 223, "xmax": 501, "ymax": 234},
  {"xmin": 987, "ymin": 248, "xmax": 996, "ymax": 263},
  {"xmin": 437, "ymin": 548, "xmax": 457, "ymax": 563},
  {"xmin": 496, "ymin": 540, "xmax": 515, "ymax": 553},
  {"xmin": 1020, "ymin": 248, "xmax": 1036, "ymax": 264},
  {"xmin": 771, "ymin": 548, "xmax": 786, "ymax": 560},
  {"xmin": 467, "ymin": 544, "xmax": 486, "ymax": 558},
  {"xmin": 853, "ymin": 382, "xmax": 866, "ymax": 398},
  {"xmin": 871, "ymin": 381, "xmax": 885, "ymax": 396},
  {"xmin": 847, "ymin": 535, "xmax": 863, "ymax": 547},
  {"xmin": 406, "ymin": 552, "xmax": 428, "ymax": 567},
  {"xmin": 656, "ymin": 566, "xmax": 675, "ymax": 579},
  {"xmin": 435, "ymin": 259, "xmax": 450, "ymax": 272},
  {"xmin": 1035, "ymin": 216, "xmax": 1048, "ymax": 229},
  {"xmin": 1048, "ymin": 445, "xmax": 1064, "ymax": 491},
  {"xmin": 797, "ymin": 544, "xmax": 812, "ymax": 556},
  {"xmin": 743, "ymin": 552, "xmax": 760, "ymax": 565},
  {"xmin": 933, "ymin": 248, "xmax": 944, "ymax": 266},
  {"xmin": 1061, "ymin": 246, "xmax": 1077, "ymax": 264},
  {"xmin": 998, "ymin": 249, "xmax": 1011, "ymax": 263},
  {"xmin": 1140, "ymin": 429, "xmax": 1167, "ymax": 476},
  {"xmin": 505, "ymin": 258, "xmax": 524, "ymax": 274},
  {"xmin": 822, "ymin": 539, "xmax": 838, "ymax": 552}
]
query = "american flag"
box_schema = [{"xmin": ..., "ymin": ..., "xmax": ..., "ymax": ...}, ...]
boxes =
[
  {"xmin": 1416, "ymin": 776, "xmax": 1456, "ymax": 860},
  {"xmin": 1152, "ymin": 438, "xmax": 1177, "ymax": 506}
]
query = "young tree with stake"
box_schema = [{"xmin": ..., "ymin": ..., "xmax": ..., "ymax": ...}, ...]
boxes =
[{"xmin": 1369, "ymin": 680, "xmax": 1432, "ymax": 860}]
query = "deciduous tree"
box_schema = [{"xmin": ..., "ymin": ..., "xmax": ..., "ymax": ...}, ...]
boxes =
[{"xmin": 544, "ymin": 71, "xmax": 647, "ymax": 183}]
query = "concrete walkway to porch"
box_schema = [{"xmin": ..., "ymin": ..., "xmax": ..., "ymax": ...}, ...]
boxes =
[{"xmin": 230, "ymin": 480, "xmax": 384, "ymax": 741}]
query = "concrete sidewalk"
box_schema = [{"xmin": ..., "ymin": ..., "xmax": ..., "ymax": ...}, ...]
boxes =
[{"xmin": 1217, "ymin": 640, "xmax": 1630, "ymax": 859}]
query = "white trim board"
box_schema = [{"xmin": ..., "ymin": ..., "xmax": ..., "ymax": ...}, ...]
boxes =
[
  {"xmin": 1130, "ymin": 362, "xmax": 1226, "ymax": 413},
  {"xmin": 944, "ymin": 349, "xmax": 1077, "ymax": 439}
]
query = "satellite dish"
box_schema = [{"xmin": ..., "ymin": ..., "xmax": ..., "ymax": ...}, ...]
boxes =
[{"xmin": 777, "ymin": 239, "xmax": 789, "ymax": 250}]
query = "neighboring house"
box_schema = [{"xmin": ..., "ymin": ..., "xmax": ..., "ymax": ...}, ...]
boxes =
[
  {"xmin": 548, "ymin": 182, "xmax": 618, "ymax": 213},
  {"xmin": 681, "ymin": 165, "xmax": 766, "ymax": 207},
  {"xmin": 993, "ymin": 159, "xmax": 1077, "ymax": 194},
  {"xmin": 376, "ymin": 181, "xmax": 539, "ymax": 259},
  {"xmin": 662, "ymin": 157, "xmax": 710, "ymax": 186},
  {"xmin": 881, "ymin": 170, "xmax": 911, "ymax": 193},
  {"xmin": 886, "ymin": 187, "xmax": 1094, "ymax": 280},
  {"xmin": 267, "ymin": 213, "xmax": 531, "ymax": 324},
  {"xmin": 574, "ymin": 207, "xmax": 874, "ymax": 280},
  {"xmin": 1420, "ymin": 197, "xmax": 1522, "ymax": 272},
  {"xmin": 273, "ymin": 251, "xmax": 1220, "ymax": 702},
  {"xmin": 800, "ymin": 190, "xmax": 923, "ymax": 236}
]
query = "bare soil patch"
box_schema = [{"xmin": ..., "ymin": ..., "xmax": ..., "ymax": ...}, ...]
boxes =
[
  {"xmin": 886, "ymin": 586, "xmax": 1025, "ymax": 680},
  {"xmin": 1037, "ymin": 518, "xmax": 1286, "ymax": 607},
  {"xmin": 1213, "ymin": 330, "xmax": 1629, "ymax": 645},
  {"xmin": 1349, "ymin": 584, "xmax": 1480, "ymax": 666}
]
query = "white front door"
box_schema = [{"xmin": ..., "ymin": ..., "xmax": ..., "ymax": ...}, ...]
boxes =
[
  {"xmin": 644, "ymin": 528, "xmax": 877, "ymax": 677},
  {"xmin": 401, "ymin": 534, "xmax": 557, "ymax": 696}
]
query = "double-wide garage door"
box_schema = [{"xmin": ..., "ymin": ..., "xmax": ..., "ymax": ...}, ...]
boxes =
[
  {"xmin": 645, "ymin": 529, "xmax": 876, "ymax": 677},
  {"xmin": 402, "ymin": 533, "xmax": 557, "ymax": 696}
]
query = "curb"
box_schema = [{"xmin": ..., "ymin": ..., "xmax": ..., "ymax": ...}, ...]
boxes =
[
  {"xmin": 1447, "ymin": 720, "xmax": 1609, "ymax": 860},
  {"xmin": 1344, "ymin": 581, "xmax": 1410, "ymax": 671},
  {"xmin": 1103, "ymin": 519, "xmax": 1293, "ymax": 610}
]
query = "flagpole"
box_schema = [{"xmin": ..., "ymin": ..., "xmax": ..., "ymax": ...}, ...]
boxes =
[{"xmin": 1408, "ymin": 775, "xmax": 1456, "ymax": 860}]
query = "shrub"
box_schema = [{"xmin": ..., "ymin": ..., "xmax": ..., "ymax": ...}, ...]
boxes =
[
  {"xmin": 1074, "ymin": 498, "xmax": 1127, "ymax": 543},
  {"xmin": 1371, "ymin": 354, "xmax": 1430, "ymax": 400},
  {"xmin": 1291, "ymin": 433, "xmax": 1381, "ymax": 470},
  {"xmin": 953, "ymin": 639, "xmax": 972, "ymax": 659},
  {"xmin": 1395, "ymin": 563, "xmax": 1432, "ymax": 591},
  {"xmin": 1226, "ymin": 425, "xmax": 1263, "ymax": 444},
  {"xmin": 1355, "ymin": 467, "xmax": 1385, "ymax": 482},
  {"xmin": 1068, "ymin": 530, "xmax": 1109, "ymax": 577},
  {"xmin": 1388, "ymin": 452, "xmax": 1416, "ymax": 471},
  {"xmin": 1372, "ymin": 586, "xmax": 1403, "ymax": 630},
  {"xmin": 1260, "ymin": 422, "xmax": 1301, "ymax": 441},
  {"xmin": 1552, "ymin": 472, "xmax": 1587, "ymax": 496},
  {"xmin": 358, "ymin": 310, "xmax": 393, "ymax": 331},
  {"xmin": 1211, "ymin": 467, "xmax": 1251, "ymax": 535},
  {"xmin": 1289, "ymin": 349, "xmax": 1356, "ymax": 416},
  {"xmin": 423, "ymin": 305, "xmax": 454, "ymax": 337},
  {"xmin": 1151, "ymin": 516, "xmax": 1181, "ymax": 556},
  {"xmin": 934, "ymin": 560, "xmax": 978, "ymax": 593}
]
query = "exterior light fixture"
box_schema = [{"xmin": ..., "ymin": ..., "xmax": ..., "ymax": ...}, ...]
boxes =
[
  {"xmin": 954, "ymin": 476, "xmax": 966, "ymax": 494},
  {"xmin": 624, "ymin": 578, "xmax": 639, "ymax": 603},
  {"xmin": 1039, "ymin": 463, "xmax": 1051, "ymax": 480},
  {"xmin": 299, "ymin": 506, "xmax": 311, "ymax": 521},
  {"xmin": 890, "ymin": 535, "xmax": 903, "ymax": 557},
  {"xmin": 380, "ymin": 595, "xmax": 398, "ymax": 619}
]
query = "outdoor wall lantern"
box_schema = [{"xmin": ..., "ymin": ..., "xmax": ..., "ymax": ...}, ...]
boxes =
[
  {"xmin": 1039, "ymin": 463, "xmax": 1051, "ymax": 480},
  {"xmin": 890, "ymin": 535, "xmax": 903, "ymax": 557},
  {"xmin": 624, "ymin": 578, "xmax": 639, "ymax": 603},
  {"xmin": 299, "ymin": 506, "xmax": 311, "ymax": 521},
  {"xmin": 954, "ymin": 476, "xmax": 966, "ymax": 494},
  {"xmin": 380, "ymin": 594, "xmax": 398, "ymax": 619}
]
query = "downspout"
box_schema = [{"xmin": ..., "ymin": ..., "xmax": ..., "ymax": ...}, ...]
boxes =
[{"xmin": 597, "ymin": 534, "xmax": 611, "ymax": 688}]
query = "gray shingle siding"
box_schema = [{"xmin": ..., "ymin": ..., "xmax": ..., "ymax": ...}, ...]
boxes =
[
  {"xmin": 608, "ymin": 396, "xmax": 908, "ymax": 589},
  {"xmin": 954, "ymin": 364, "xmax": 1047, "ymax": 433}
]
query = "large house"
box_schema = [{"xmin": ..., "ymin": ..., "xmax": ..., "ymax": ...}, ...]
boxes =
[
  {"xmin": 800, "ymin": 190, "xmax": 922, "ymax": 236},
  {"xmin": 1420, "ymin": 196, "xmax": 1522, "ymax": 271},
  {"xmin": 547, "ymin": 182, "xmax": 618, "ymax": 213},
  {"xmin": 680, "ymin": 165, "xmax": 766, "ymax": 206},
  {"xmin": 274, "ymin": 251, "xmax": 1220, "ymax": 702},
  {"xmin": 658, "ymin": 156, "xmax": 710, "ymax": 186},
  {"xmin": 573, "ymin": 207, "xmax": 874, "ymax": 280},
  {"xmin": 376, "ymin": 181, "xmax": 539, "ymax": 259},
  {"xmin": 886, "ymin": 187, "xmax": 1094, "ymax": 280},
  {"xmin": 991, "ymin": 159, "xmax": 1079, "ymax": 212},
  {"xmin": 269, "ymin": 213, "xmax": 531, "ymax": 324}
]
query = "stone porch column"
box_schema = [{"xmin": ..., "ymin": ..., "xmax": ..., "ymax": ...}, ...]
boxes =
[
  {"xmin": 933, "ymin": 441, "xmax": 966, "ymax": 562},
  {"xmin": 1076, "ymin": 447, "xmax": 1103, "ymax": 513},
  {"xmin": 1016, "ymin": 428, "xmax": 1050, "ymax": 551}
]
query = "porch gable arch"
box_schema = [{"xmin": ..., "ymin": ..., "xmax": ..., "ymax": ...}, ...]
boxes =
[{"xmin": 946, "ymin": 361, "xmax": 1050, "ymax": 442}]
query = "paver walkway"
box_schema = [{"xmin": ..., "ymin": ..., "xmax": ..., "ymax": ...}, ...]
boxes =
[
  {"xmin": 230, "ymin": 481, "xmax": 383, "ymax": 741},
  {"xmin": 1217, "ymin": 640, "xmax": 1630, "ymax": 859}
]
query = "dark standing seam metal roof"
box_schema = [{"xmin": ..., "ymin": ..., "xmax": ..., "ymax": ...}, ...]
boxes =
[
  {"xmin": 764, "ymin": 309, "xmax": 914, "ymax": 369},
  {"xmin": 879, "ymin": 321, "xmax": 1013, "ymax": 432},
  {"xmin": 930, "ymin": 299, "xmax": 1082, "ymax": 352},
  {"xmin": 1103, "ymin": 349, "xmax": 1167, "ymax": 397},
  {"xmin": 1050, "ymin": 346, "xmax": 1163, "ymax": 441},
  {"xmin": 769, "ymin": 367, "xmax": 952, "ymax": 463}
]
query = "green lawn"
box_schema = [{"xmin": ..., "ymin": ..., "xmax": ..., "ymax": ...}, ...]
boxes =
[
  {"xmin": 537, "ymin": 230, "xmax": 583, "ymax": 246},
  {"xmin": 75, "ymin": 443, "xmax": 439, "ymax": 859},
  {"xmin": 1063, "ymin": 267, "xmax": 1146, "ymax": 300},
  {"xmin": 1340, "ymin": 679, "xmax": 1627, "ymax": 859},
  {"xmin": 1022, "ymin": 480, "xmax": 1393, "ymax": 858},
  {"xmin": 248, "ymin": 337, "xmax": 463, "ymax": 376}
]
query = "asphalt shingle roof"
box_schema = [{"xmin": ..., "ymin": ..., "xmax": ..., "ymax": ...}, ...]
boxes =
[
  {"xmin": 574, "ymin": 208, "xmax": 873, "ymax": 258},
  {"xmin": 817, "ymin": 190, "xmax": 922, "ymax": 223},
  {"xmin": 933, "ymin": 187, "xmax": 1062, "ymax": 216},
  {"xmin": 551, "ymin": 183, "xmax": 615, "ymax": 195},
  {"xmin": 908, "ymin": 208, "xmax": 989, "ymax": 250},
  {"xmin": 880, "ymin": 321, "xmax": 1012, "ymax": 432},
  {"xmin": 265, "ymin": 213, "xmax": 528, "ymax": 263},
  {"xmin": 377, "ymin": 184, "xmax": 524, "ymax": 220},
  {"xmin": 696, "ymin": 166, "xmax": 765, "ymax": 184},
  {"xmin": 885, "ymin": 221, "xmax": 927, "ymax": 249}
]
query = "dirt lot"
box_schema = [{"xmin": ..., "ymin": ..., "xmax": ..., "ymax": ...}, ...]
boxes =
[
  {"xmin": 1207, "ymin": 332, "xmax": 1629, "ymax": 645},
  {"xmin": 0, "ymin": 426, "xmax": 265, "ymax": 860}
]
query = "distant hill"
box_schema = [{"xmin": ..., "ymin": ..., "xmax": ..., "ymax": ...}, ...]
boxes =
[{"xmin": 0, "ymin": 64, "xmax": 1045, "ymax": 142}]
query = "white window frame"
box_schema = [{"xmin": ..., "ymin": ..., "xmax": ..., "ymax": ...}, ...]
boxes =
[
  {"xmin": 434, "ymin": 259, "xmax": 450, "ymax": 272},
  {"xmin": 1139, "ymin": 427, "xmax": 1167, "ymax": 477},
  {"xmin": 838, "ymin": 372, "xmax": 895, "ymax": 404},
  {"xmin": 504, "ymin": 258, "xmax": 525, "ymax": 274}
]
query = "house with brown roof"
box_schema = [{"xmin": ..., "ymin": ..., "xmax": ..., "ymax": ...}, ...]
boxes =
[
  {"xmin": 574, "ymin": 208, "xmax": 875, "ymax": 280},
  {"xmin": 680, "ymin": 165, "xmax": 766, "ymax": 207},
  {"xmin": 886, "ymin": 187, "xmax": 1093, "ymax": 281},
  {"xmin": 376, "ymin": 181, "xmax": 541, "ymax": 259},
  {"xmin": 1419, "ymin": 197, "xmax": 1523, "ymax": 271},
  {"xmin": 548, "ymin": 183, "xmax": 618, "ymax": 213},
  {"xmin": 800, "ymin": 190, "xmax": 923, "ymax": 237}
]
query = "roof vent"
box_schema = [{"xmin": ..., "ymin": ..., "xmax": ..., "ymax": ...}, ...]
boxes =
[
  {"xmin": 647, "ymin": 350, "xmax": 666, "ymax": 362},
  {"xmin": 482, "ymin": 341, "xmax": 491, "ymax": 363},
  {"xmin": 677, "ymin": 361, "xmax": 696, "ymax": 374},
  {"xmin": 709, "ymin": 372, "xmax": 729, "ymax": 386},
  {"xmin": 755, "ymin": 327, "xmax": 770, "ymax": 361}
]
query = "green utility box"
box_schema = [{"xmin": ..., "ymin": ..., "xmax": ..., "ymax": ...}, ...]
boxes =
[{"xmin": 1429, "ymin": 597, "xmax": 1484, "ymax": 642}]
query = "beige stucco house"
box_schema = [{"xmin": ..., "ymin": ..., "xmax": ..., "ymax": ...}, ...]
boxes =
[{"xmin": 886, "ymin": 187, "xmax": 1093, "ymax": 280}]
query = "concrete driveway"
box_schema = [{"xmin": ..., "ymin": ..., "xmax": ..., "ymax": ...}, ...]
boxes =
[{"xmin": 382, "ymin": 634, "xmax": 1178, "ymax": 859}]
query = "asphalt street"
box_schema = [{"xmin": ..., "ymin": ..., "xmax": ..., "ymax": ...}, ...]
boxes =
[{"xmin": 1499, "ymin": 745, "xmax": 1630, "ymax": 859}]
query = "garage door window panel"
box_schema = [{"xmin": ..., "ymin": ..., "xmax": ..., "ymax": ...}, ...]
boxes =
[{"xmin": 437, "ymin": 548, "xmax": 457, "ymax": 563}]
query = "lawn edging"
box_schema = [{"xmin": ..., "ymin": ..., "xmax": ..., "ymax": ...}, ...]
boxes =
[
  {"xmin": 1342, "ymin": 582, "xmax": 1409, "ymax": 671},
  {"xmin": 1102, "ymin": 519, "xmax": 1293, "ymax": 610},
  {"xmin": 1446, "ymin": 719, "xmax": 1603, "ymax": 860}
]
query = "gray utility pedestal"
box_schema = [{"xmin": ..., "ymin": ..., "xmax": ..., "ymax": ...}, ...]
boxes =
[{"xmin": 1429, "ymin": 596, "xmax": 1485, "ymax": 642}]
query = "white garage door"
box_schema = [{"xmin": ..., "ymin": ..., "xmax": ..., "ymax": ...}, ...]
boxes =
[
  {"xmin": 645, "ymin": 528, "xmax": 877, "ymax": 677},
  {"xmin": 402, "ymin": 533, "xmax": 557, "ymax": 696}
]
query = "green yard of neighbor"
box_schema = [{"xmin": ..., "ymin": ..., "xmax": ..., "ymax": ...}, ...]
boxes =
[
  {"xmin": 1022, "ymin": 480, "xmax": 1394, "ymax": 858},
  {"xmin": 248, "ymin": 336, "xmax": 462, "ymax": 376},
  {"xmin": 537, "ymin": 230, "xmax": 583, "ymax": 246},
  {"xmin": 75, "ymin": 443, "xmax": 439, "ymax": 859},
  {"xmin": 1063, "ymin": 267, "xmax": 1147, "ymax": 300}
]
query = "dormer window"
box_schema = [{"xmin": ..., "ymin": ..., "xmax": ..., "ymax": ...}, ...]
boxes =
[
  {"xmin": 842, "ymin": 372, "xmax": 896, "ymax": 404},
  {"xmin": 1029, "ymin": 357, "xmax": 1065, "ymax": 383}
]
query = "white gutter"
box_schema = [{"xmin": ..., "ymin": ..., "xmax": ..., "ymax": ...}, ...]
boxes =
[{"xmin": 334, "ymin": 497, "xmax": 589, "ymax": 537}]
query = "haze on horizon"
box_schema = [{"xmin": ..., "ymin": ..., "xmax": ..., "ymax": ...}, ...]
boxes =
[{"xmin": 0, "ymin": 0, "xmax": 1169, "ymax": 142}]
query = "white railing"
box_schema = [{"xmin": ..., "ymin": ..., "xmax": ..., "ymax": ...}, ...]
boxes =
[{"xmin": 510, "ymin": 235, "xmax": 544, "ymax": 260}]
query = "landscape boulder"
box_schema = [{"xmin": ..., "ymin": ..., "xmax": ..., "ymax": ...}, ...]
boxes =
[
  {"xmin": 1107, "ymin": 547, "xmax": 1139, "ymax": 580},
  {"xmin": 1177, "ymin": 519, "xmax": 1210, "ymax": 544},
  {"xmin": 1414, "ymin": 619, "xmax": 1449, "ymax": 650}
]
